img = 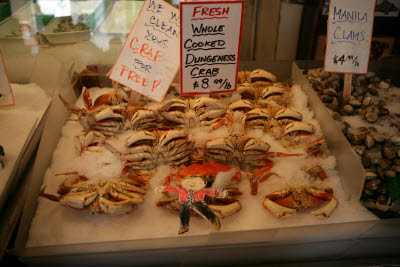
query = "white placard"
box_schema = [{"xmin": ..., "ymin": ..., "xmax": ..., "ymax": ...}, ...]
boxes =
[
  {"xmin": 180, "ymin": 1, "xmax": 243, "ymax": 95},
  {"xmin": 109, "ymin": 0, "xmax": 180, "ymax": 103},
  {"xmin": 0, "ymin": 51, "xmax": 14, "ymax": 107},
  {"xmin": 324, "ymin": 0, "xmax": 376, "ymax": 74}
]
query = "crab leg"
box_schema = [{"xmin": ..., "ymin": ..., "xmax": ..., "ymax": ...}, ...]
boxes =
[
  {"xmin": 263, "ymin": 198, "xmax": 297, "ymax": 218},
  {"xmin": 249, "ymin": 164, "xmax": 277, "ymax": 195},
  {"xmin": 98, "ymin": 197, "xmax": 136, "ymax": 215},
  {"xmin": 311, "ymin": 198, "xmax": 338, "ymax": 218},
  {"xmin": 59, "ymin": 94, "xmax": 82, "ymax": 114},
  {"xmin": 59, "ymin": 191, "xmax": 98, "ymax": 210},
  {"xmin": 114, "ymin": 181, "xmax": 147, "ymax": 194},
  {"xmin": 304, "ymin": 186, "xmax": 337, "ymax": 218},
  {"xmin": 39, "ymin": 186, "xmax": 60, "ymax": 202},
  {"xmin": 126, "ymin": 131, "xmax": 156, "ymax": 147},
  {"xmin": 109, "ymin": 189, "xmax": 144, "ymax": 203},
  {"xmin": 82, "ymin": 87, "xmax": 93, "ymax": 109},
  {"xmin": 209, "ymin": 202, "xmax": 241, "ymax": 219}
]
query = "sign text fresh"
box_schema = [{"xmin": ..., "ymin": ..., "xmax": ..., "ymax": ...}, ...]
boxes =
[{"xmin": 180, "ymin": 1, "xmax": 243, "ymax": 94}]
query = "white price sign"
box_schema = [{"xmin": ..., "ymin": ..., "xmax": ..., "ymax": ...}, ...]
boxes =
[
  {"xmin": 0, "ymin": 51, "xmax": 14, "ymax": 107},
  {"xmin": 109, "ymin": 0, "xmax": 180, "ymax": 103},
  {"xmin": 180, "ymin": 1, "xmax": 243, "ymax": 95},
  {"xmin": 324, "ymin": 0, "xmax": 376, "ymax": 74}
]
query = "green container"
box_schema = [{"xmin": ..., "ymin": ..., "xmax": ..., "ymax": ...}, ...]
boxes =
[
  {"xmin": 0, "ymin": 2, "xmax": 11, "ymax": 22},
  {"xmin": 35, "ymin": 14, "xmax": 54, "ymax": 30}
]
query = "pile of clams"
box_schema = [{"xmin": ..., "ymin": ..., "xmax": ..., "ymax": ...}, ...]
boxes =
[{"xmin": 305, "ymin": 68, "xmax": 400, "ymax": 217}]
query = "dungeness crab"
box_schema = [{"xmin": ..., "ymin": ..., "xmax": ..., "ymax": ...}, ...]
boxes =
[
  {"xmin": 74, "ymin": 131, "xmax": 120, "ymax": 156},
  {"xmin": 202, "ymin": 135, "xmax": 280, "ymax": 195},
  {"xmin": 263, "ymin": 186, "xmax": 338, "ymax": 218},
  {"xmin": 158, "ymin": 97, "xmax": 227, "ymax": 131},
  {"xmin": 40, "ymin": 172, "xmax": 147, "ymax": 215},
  {"xmin": 124, "ymin": 129, "xmax": 195, "ymax": 171},
  {"xmin": 237, "ymin": 69, "xmax": 292, "ymax": 109}
]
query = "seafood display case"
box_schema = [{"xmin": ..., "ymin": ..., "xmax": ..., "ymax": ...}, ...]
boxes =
[{"xmin": 11, "ymin": 60, "xmax": 400, "ymax": 266}]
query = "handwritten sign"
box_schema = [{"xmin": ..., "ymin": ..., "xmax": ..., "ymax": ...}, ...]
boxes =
[
  {"xmin": 180, "ymin": 1, "xmax": 243, "ymax": 95},
  {"xmin": 324, "ymin": 0, "xmax": 376, "ymax": 74},
  {"xmin": 109, "ymin": 0, "xmax": 180, "ymax": 103},
  {"xmin": 0, "ymin": 51, "xmax": 14, "ymax": 107}
]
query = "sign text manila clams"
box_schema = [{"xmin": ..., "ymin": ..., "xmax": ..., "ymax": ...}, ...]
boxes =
[
  {"xmin": 180, "ymin": 1, "xmax": 243, "ymax": 94},
  {"xmin": 109, "ymin": 0, "xmax": 180, "ymax": 103},
  {"xmin": 325, "ymin": 0, "xmax": 376, "ymax": 74},
  {"xmin": 0, "ymin": 51, "xmax": 14, "ymax": 107}
]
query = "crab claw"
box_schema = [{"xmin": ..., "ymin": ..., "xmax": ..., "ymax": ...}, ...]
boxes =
[
  {"xmin": 250, "ymin": 69, "xmax": 276, "ymax": 86},
  {"xmin": 245, "ymin": 108, "xmax": 275, "ymax": 120},
  {"xmin": 275, "ymin": 108, "xmax": 302, "ymax": 121},
  {"xmin": 209, "ymin": 202, "xmax": 241, "ymax": 219},
  {"xmin": 159, "ymin": 129, "xmax": 188, "ymax": 147},
  {"xmin": 60, "ymin": 191, "xmax": 98, "ymax": 210},
  {"xmin": 98, "ymin": 197, "xmax": 137, "ymax": 215},
  {"xmin": 204, "ymin": 137, "xmax": 234, "ymax": 151},
  {"xmin": 262, "ymin": 86, "xmax": 285, "ymax": 99},
  {"xmin": 263, "ymin": 198, "xmax": 296, "ymax": 218},
  {"xmin": 126, "ymin": 131, "xmax": 156, "ymax": 147},
  {"xmin": 236, "ymin": 82, "xmax": 253, "ymax": 94},
  {"xmin": 244, "ymin": 138, "xmax": 270, "ymax": 153},
  {"xmin": 192, "ymin": 97, "xmax": 225, "ymax": 111},
  {"xmin": 284, "ymin": 121, "xmax": 316, "ymax": 135},
  {"xmin": 131, "ymin": 110, "xmax": 159, "ymax": 128},
  {"xmin": 311, "ymin": 197, "xmax": 338, "ymax": 218},
  {"xmin": 228, "ymin": 99, "xmax": 254, "ymax": 112},
  {"xmin": 159, "ymin": 99, "xmax": 187, "ymax": 112},
  {"xmin": 94, "ymin": 107, "xmax": 124, "ymax": 121}
]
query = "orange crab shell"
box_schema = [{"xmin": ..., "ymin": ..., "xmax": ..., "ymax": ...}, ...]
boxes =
[
  {"xmin": 94, "ymin": 91, "xmax": 124, "ymax": 107},
  {"xmin": 169, "ymin": 162, "xmax": 232, "ymax": 186},
  {"xmin": 266, "ymin": 187, "xmax": 333, "ymax": 211},
  {"xmin": 272, "ymin": 193, "xmax": 326, "ymax": 210}
]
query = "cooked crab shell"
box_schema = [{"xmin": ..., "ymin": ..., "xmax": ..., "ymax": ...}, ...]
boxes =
[
  {"xmin": 284, "ymin": 121, "xmax": 316, "ymax": 135},
  {"xmin": 275, "ymin": 108, "xmax": 303, "ymax": 121},
  {"xmin": 250, "ymin": 69, "xmax": 277, "ymax": 86},
  {"xmin": 262, "ymin": 86, "xmax": 285, "ymax": 99}
]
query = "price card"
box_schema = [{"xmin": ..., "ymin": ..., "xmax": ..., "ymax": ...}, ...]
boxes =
[
  {"xmin": 180, "ymin": 1, "xmax": 243, "ymax": 95},
  {"xmin": 109, "ymin": 0, "xmax": 180, "ymax": 103},
  {"xmin": 324, "ymin": 0, "xmax": 376, "ymax": 74},
  {"xmin": 0, "ymin": 51, "xmax": 14, "ymax": 107}
]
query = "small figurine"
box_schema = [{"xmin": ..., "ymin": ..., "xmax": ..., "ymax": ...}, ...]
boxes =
[
  {"xmin": 0, "ymin": 145, "xmax": 4, "ymax": 168},
  {"xmin": 157, "ymin": 175, "xmax": 228, "ymax": 235}
]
